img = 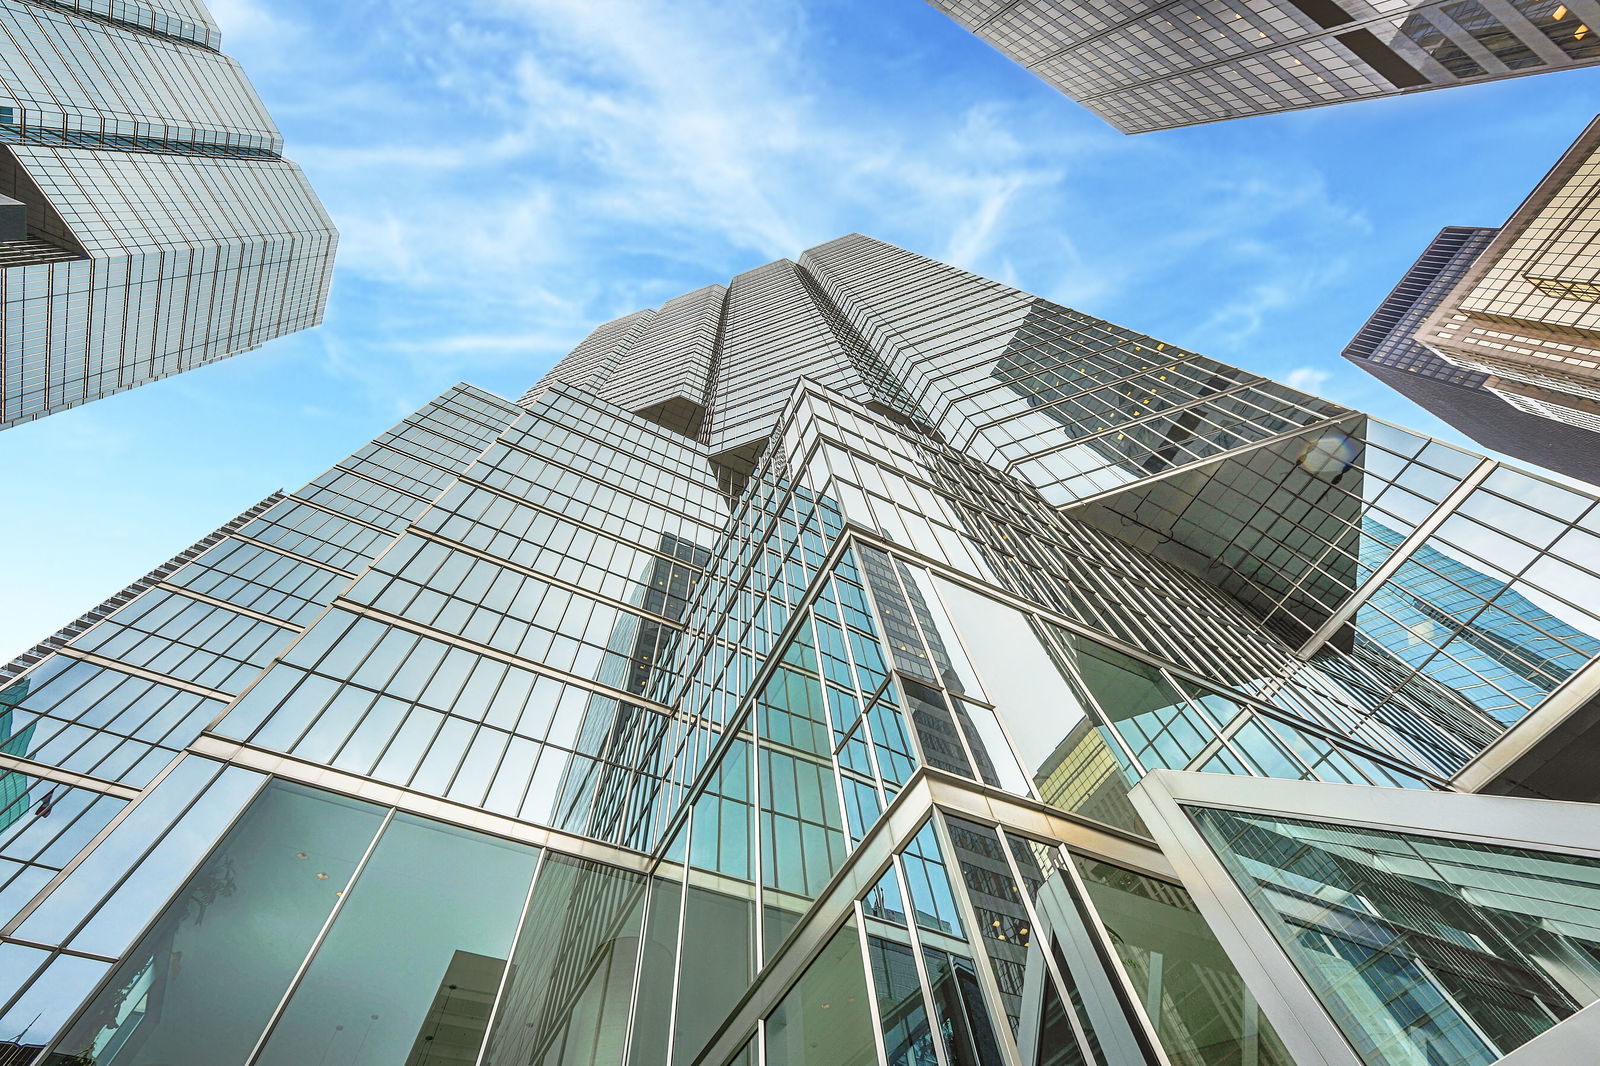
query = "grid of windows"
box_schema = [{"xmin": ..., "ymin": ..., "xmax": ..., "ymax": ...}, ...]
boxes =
[
  {"xmin": 927, "ymin": 0, "xmax": 1600, "ymax": 132},
  {"xmin": 0, "ymin": 0, "xmax": 335, "ymax": 429},
  {"xmin": 1415, "ymin": 119, "xmax": 1600, "ymax": 443},
  {"xmin": 3, "ymin": 238, "xmax": 1600, "ymax": 1066}
]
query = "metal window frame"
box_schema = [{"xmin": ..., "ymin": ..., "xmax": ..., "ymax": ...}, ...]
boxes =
[{"xmin": 1128, "ymin": 768, "xmax": 1600, "ymax": 1066}]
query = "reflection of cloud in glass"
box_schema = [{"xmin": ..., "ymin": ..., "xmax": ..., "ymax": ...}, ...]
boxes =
[{"xmin": 1296, "ymin": 430, "xmax": 1359, "ymax": 481}]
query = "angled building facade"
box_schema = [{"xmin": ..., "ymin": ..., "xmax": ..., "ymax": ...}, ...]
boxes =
[
  {"xmin": 2, "ymin": 236, "xmax": 1600, "ymax": 1066},
  {"xmin": 927, "ymin": 0, "xmax": 1600, "ymax": 133},
  {"xmin": 0, "ymin": 0, "xmax": 336, "ymax": 429},
  {"xmin": 1343, "ymin": 226, "xmax": 1600, "ymax": 484},
  {"xmin": 1347, "ymin": 119, "xmax": 1600, "ymax": 485},
  {"xmin": 1417, "ymin": 116, "xmax": 1600, "ymax": 439}
]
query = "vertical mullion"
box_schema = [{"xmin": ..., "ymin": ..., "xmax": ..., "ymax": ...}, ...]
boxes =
[
  {"xmin": 241, "ymin": 806, "xmax": 397, "ymax": 1066},
  {"xmin": 927, "ymin": 810, "xmax": 1024, "ymax": 1066},
  {"xmin": 896, "ymin": 851, "xmax": 955, "ymax": 1066},
  {"xmin": 855, "ymin": 898, "xmax": 894, "ymax": 1066},
  {"xmin": 993, "ymin": 824, "xmax": 1104, "ymax": 1066},
  {"xmin": 1052, "ymin": 843, "xmax": 1176, "ymax": 1066},
  {"xmin": 472, "ymin": 846, "xmax": 548, "ymax": 1066},
  {"xmin": 663, "ymin": 816, "xmax": 694, "ymax": 1066}
]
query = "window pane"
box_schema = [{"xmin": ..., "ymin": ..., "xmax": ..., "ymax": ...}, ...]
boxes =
[
  {"xmin": 1190, "ymin": 806, "xmax": 1600, "ymax": 1066},
  {"xmin": 481, "ymin": 853, "xmax": 645, "ymax": 1066},
  {"xmin": 1072, "ymin": 856, "xmax": 1293, "ymax": 1066},
  {"xmin": 765, "ymin": 922, "xmax": 875, "ymax": 1066},
  {"xmin": 254, "ymin": 812, "xmax": 539, "ymax": 1066},
  {"xmin": 49, "ymin": 780, "xmax": 386, "ymax": 1066},
  {"xmin": 868, "ymin": 933, "xmax": 940, "ymax": 1066}
]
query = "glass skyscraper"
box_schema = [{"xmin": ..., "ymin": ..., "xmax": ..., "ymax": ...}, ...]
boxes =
[
  {"xmin": 0, "ymin": 0, "xmax": 336, "ymax": 429},
  {"xmin": 927, "ymin": 0, "xmax": 1600, "ymax": 133},
  {"xmin": 2, "ymin": 235, "xmax": 1599, "ymax": 1066}
]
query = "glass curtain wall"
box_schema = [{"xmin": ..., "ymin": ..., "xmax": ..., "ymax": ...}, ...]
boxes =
[
  {"xmin": 1189, "ymin": 805, "xmax": 1600, "ymax": 1066},
  {"xmin": 40, "ymin": 777, "xmax": 673, "ymax": 1066}
]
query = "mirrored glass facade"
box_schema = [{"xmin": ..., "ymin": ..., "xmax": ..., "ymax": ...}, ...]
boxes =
[
  {"xmin": 3, "ymin": 234, "xmax": 1600, "ymax": 1066},
  {"xmin": 0, "ymin": 0, "xmax": 335, "ymax": 429}
]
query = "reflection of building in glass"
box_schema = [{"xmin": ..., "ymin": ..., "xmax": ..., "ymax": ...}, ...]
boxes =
[
  {"xmin": 927, "ymin": 1, "xmax": 1600, "ymax": 133},
  {"xmin": 1178, "ymin": 791, "xmax": 1600, "ymax": 1066},
  {"xmin": 401, "ymin": 950, "xmax": 506, "ymax": 1066},
  {"xmin": 0, "ymin": 1, "xmax": 335, "ymax": 429},
  {"xmin": 1358, "ymin": 517, "xmax": 1600, "ymax": 724},
  {"xmin": 1033, "ymin": 716, "xmax": 1150, "ymax": 832},
  {"xmin": 0, "ymin": 678, "xmax": 35, "ymax": 831},
  {"xmin": 4, "ymin": 235, "xmax": 1600, "ymax": 1066}
]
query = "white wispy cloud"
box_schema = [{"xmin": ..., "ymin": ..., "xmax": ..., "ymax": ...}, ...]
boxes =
[
  {"xmin": 209, "ymin": 0, "xmax": 1381, "ymax": 414},
  {"xmin": 12, "ymin": 0, "xmax": 1596, "ymax": 666}
]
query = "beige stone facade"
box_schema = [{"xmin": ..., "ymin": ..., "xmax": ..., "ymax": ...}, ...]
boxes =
[{"xmin": 1418, "ymin": 116, "xmax": 1600, "ymax": 431}]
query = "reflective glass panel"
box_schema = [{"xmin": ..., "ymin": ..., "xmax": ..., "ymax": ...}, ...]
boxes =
[
  {"xmin": 1189, "ymin": 806, "xmax": 1600, "ymax": 1066},
  {"xmin": 922, "ymin": 946, "xmax": 1006, "ymax": 1066},
  {"xmin": 481, "ymin": 853, "xmax": 645, "ymax": 1066},
  {"xmin": 626, "ymin": 873, "xmax": 682, "ymax": 1066},
  {"xmin": 1071, "ymin": 856, "xmax": 1292, "ymax": 1066},
  {"xmin": 49, "ymin": 781, "xmax": 385, "ymax": 1066},
  {"xmin": 254, "ymin": 812, "xmax": 538, "ymax": 1066},
  {"xmin": 672, "ymin": 874, "xmax": 755, "ymax": 1066},
  {"xmin": 4, "ymin": 953, "xmax": 109, "ymax": 1057},
  {"xmin": 765, "ymin": 922, "xmax": 875, "ymax": 1066},
  {"xmin": 868, "ymin": 933, "xmax": 939, "ymax": 1066}
]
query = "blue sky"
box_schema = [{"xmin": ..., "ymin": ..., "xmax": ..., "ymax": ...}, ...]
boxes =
[{"xmin": 2, "ymin": 0, "xmax": 1598, "ymax": 659}]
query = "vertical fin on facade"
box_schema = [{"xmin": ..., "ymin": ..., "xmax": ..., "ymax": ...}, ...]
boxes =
[
  {"xmin": 521, "ymin": 307, "xmax": 657, "ymax": 407},
  {"xmin": 0, "ymin": 0, "xmax": 336, "ymax": 429},
  {"xmin": 598, "ymin": 283, "xmax": 726, "ymax": 438},
  {"xmin": 702, "ymin": 258, "xmax": 874, "ymax": 453}
]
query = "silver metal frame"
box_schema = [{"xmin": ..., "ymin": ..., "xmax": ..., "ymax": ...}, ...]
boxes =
[
  {"xmin": 690, "ymin": 767, "xmax": 1173, "ymax": 1066},
  {"xmin": 1451, "ymin": 653, "xmax": 1600, "ymax": 795},
  {"xmin": 1128, "ymin": 769, "xmax": 1600, "ymax": 1066}
]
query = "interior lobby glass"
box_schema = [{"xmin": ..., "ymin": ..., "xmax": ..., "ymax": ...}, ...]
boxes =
[
  {"xmin": 47, "ymin": 780, "xmax": 387, "ymax": 1066},
  {"xmin": 481, "ymin": 852, "xmax": 646, "ymax": 1066},
  {"xmin": 253, "ymin": 812, "xmax": 539, "ymax": 1066},
  {"xmin": 764, "ymin": 922, "xmax": 876, "ymax": 1066},
  {"xmin": 1070, "ymin": 855, "xmax": 1292, "ymax": 1066}
]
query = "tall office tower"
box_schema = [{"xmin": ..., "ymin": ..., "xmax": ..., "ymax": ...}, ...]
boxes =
[
  {"xmin": 1415, "ymin": 116, "xmax": 1600, "ymax": 440},
  {"xmin": 926, "ymin": 0, "xmax": 1600, "ymax": 132},
  {"xmin": 0, "ymin": 492, "xmax": 285, "ymax": 686},
  {"xmin": 5, "ymin": 235, "xmax": 1600, "ymax": 1066},
  {"xmin": 0, "ymin": 0, "xmax": 335, "ymax": 429},
  {"xmin": 1343, "ymin": 226, "xmax": 1600, "ymax": 484}
]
